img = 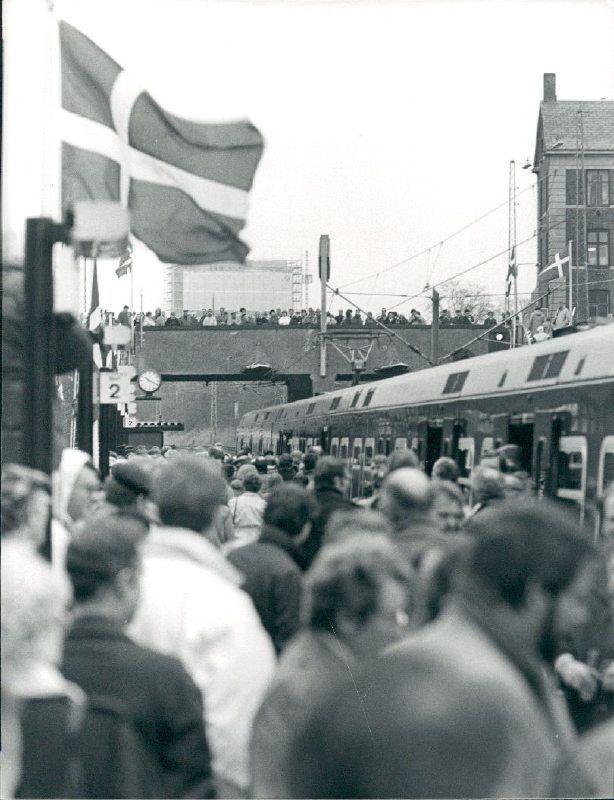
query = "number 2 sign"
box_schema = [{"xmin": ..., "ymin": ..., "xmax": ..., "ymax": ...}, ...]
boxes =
[{"xmin": 99, "ymin": 372, "xmax": 131, "ymax": 404}]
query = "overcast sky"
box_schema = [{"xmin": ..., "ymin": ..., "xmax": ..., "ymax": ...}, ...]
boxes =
[{"xmin": 3, "ymin": 0, "xmax": 614, "ymax": 316}]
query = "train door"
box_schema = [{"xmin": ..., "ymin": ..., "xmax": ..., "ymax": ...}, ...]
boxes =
[
  {"xmin": 418, "ymin": 421, "xmax": 443, "ymax": 475},
  {"xmin": 451, "ymin": 421, "xmax": 472, "ymax": 478},
  {"xmin": 320, "ymin": 427, "xmax": 330, "ymax": 454},
  {"xmin": 597, "ymin": 436, "xmax": 614, "ymax": 541},
  {"xmin": 351, "ymin": 438, "xmax": 363, "ymax": 498},
  {"xmin": 508, "ymin": 418, "xmax": 534, "ymax": 473},
  {"xmin": 556, "ymin": 435, "xmax": 588, "ymax": 527}
]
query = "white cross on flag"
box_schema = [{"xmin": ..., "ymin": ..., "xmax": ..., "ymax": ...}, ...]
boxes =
[
  {"xmin": 540, "ymin": 252, "xmax": 570, "ymax": 283},
  {"xmin": 60, "ymin": 21, "xmax": 264, "ymax": 265}
]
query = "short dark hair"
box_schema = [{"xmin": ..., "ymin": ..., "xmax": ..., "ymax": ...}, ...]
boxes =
[
  {"xmin": 305, "ymin": 536, "xmax": 410, "ymax": 632},
  {"xmin": 463, "ymin": 499, "xmax": 595, "ymax": 607},
  {"xmin": 67, "ymin": 513, "xmax": 148, "ymax": 601},
  {"xmin": 303, "ymin": 452, "xmax": 319, "ymax": 473},
  {"xmin": 154, "ymin": 458, "xmax": 226, "ymax": 533},
  {"xmin": 243, "ymin": 473, "xmax": 262, "ymax": 493},
  {"xmin": 263, "ymin": 484, "xmax": 316, "ymax": 537},
  {"xmin": 432, "ymin": 456, "xmax": 460, "ymax": 483},
  {"xmin": 313, "ymin": 457, "xmax": 347, "ymax": 490}
]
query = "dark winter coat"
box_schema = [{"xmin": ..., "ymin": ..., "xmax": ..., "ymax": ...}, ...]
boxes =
[
  {"xmin": 303, "ymin": 486, "xmax": 356, "ymax": 567},
  {"xmin": 227, "ymin": 525, "xmax": 304, "ymax": 654},
  {"xmin": 62, "ymin": 615, "xmax": 213, "ymax": 799}
]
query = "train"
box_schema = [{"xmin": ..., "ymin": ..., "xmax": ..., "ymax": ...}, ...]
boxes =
[{"xmin": 237, "ymin": 324, "xmax": 614, "ymax": 535}]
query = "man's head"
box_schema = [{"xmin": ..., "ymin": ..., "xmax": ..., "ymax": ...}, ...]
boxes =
[
  {"xmin": 288, "ymin": 651, "xmax": 519, "ymax": 799},
  {"xmin": 303, "ymin": 452, "xmax": 319, "ymax": 474},
  {"xmin": 379, "ymin": 468, "xmax": 435, "ymax": 530},
  {"xmin": 324, "ymin": 508, "xmax": 392, "ymax": 546},
  {"xmin": 277, "ymin": 453, "xmax": 297, "ymax": 481},
  {"xmin": 313, "ymin": 457, "xmax": 349, "ymax": 494},
  {"xmin": 263, "ymin": 483, "xmax": 315, "ymax": 541},
  {"xmin": 1, "ymin": 463, "xmax": 51, "ymax": 546},
  {"xmin": 67, "ymin": 513, "xmax": 149, "ymax": 623},
  {"xmin": 105, "ymin": 458, "xmax": 156, "ymax": 520},
  {"xmin": 386, "ymin": 448, "xmax": 420, "ymax": 475},
  {"xmin": 304, "ymin": 535, "xmax": 411, "ymax": 654},
  {"xmin": 462, "ymin": 500, "xmax": 597, "ymax": 661},
  {"xmin": 153, "ymin": 458, "xmax": 226, "ymax": 534},
  {"xmin": 431, "ymin": 456, "xmax": 460, "ymax": 483},
  {"xmin": 243, "ymin": 473, "xmax": 262, "ymax": 493},
  {"xmin": 470, "ymin": 466, "xmax": 506, "ymax": 508},
  {"xmin": 433, "ymin": 480, "xmax": 465, "ymax": 535}
]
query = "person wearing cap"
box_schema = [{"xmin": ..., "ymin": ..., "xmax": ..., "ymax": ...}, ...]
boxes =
[
  {"xmin": 62, "ymin": 514, "xmax": 214, "ymax": 798},
  {"xmin": 104, "ymin": 459, "xmax": 155, "ymax": 519}
]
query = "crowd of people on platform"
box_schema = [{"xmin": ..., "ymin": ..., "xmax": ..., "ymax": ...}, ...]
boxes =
[
  {"xmin": 2, "ymin": 441, "xmax": 613, "ymax": 798},
  {"xmin": 110, "ymin": 302, "xmax": 575, "ymax": 346}
]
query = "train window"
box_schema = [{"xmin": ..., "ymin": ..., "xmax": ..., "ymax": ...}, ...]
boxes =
[
  {"xmin": 443, "ymin": 371, "xmax": 469, "ymax": 394},
  {"xmin": 558, "ymin": 450, "xmax": 583, "ymax": 491},
  {"xmin": 264, "ymin": 411, "xmax": 270, "ymax": 420},
  {"xmin": 598, "ymin": 436, "xmax": 614, "ymax": 493},
  {"xmin": 362, "ymin": 389, "xmax": 375, "ymax": 407},
  {"xmin": 340, "ymin": 438, "xmax": 349, "ymax": 459},
  {"xmin": 394, "ymin": 437, "xmax": 407, "ymax": 451},
  {"xmin": 574, "ymin": 357, "xmax": 586, "ymax": 376},
  {"xmin": 350, "ymin": 391, "xmax": 361, "ymax": 408},
  {"xmin": 307, "ymin": 403, "xmax": 315, "ymax": 415},
  {"xmin": 364, "ymin": 438, "xmax": 375, "ymax": 461},
  {"xmin": 331, "ymin": 438, "xmax": 339, "ymax": 457},
  {"xmin": 254, "ymin": 413, "xmax": 259, "ymax": 421},
  {"xmin": 498, "ymin": 371, "xmax": 508, "ymax": 388},
  {"xmin": 330, "ymin": 397, "xmax": 341, "ymax": 411},
  {"xmin": 353, "ymin": 442, "xmax": 362, "ymax": 462},
  {"xmin": 527, "ymin": 350, "xmax": 569, "ymax": 381}
]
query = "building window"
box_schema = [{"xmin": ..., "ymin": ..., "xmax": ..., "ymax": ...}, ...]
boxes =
[
  {"xmin": 586, "ymin": 170, "xmax": 609, "ymax": 206},
  {"xmin": 589, "ymin": 289, "xmax": 610, "ymax": 318},
  {"xmin": 587, "ymin": 231, "xmax": 609, "ymax": 267}
]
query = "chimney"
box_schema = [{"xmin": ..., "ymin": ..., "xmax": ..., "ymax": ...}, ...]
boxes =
[{"xmin": 543, "ymin": 73, "xmax": 556, "ymax": 102}]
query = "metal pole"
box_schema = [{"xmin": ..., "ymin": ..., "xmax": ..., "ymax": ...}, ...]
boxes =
[
  {"xmin": 23, "ymin": 218, "xmax": 57, "ymax": 475},
  {"xmin": 98, "ymin": 367, "xmax": 112, "ymax": 478},
  {"xmin": 140, "ymin": 288, "xmax": 144, "ymax": 349},
  {"xmin": 431, "ymin": 289, "xmax": 440, "ymax": 366},
  {"xmin": 512, "ymin": 161, "xmax": 518, "ymax": 346},
  {"xmin": 76, "ymin": 360, "xmax": 94, "ymax": 456},
  {"xmin": 568, "ymin": 239, "xmax": 573, "ymax": 314},
  {"xmin": 319, "ymin": 235, "xmax": 330, "ymax": 379}
]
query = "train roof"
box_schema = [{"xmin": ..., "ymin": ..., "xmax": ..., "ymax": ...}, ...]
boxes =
[{"xmin": 239, "ymin": 325, "xmax": 614, "ymax": 427}]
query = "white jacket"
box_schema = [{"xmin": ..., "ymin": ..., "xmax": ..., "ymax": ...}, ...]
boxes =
[{"xmin": 129, "ymin": 526, "xmax": 276, "ymax": 792}]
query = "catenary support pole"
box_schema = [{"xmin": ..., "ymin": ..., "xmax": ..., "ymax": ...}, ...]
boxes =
[{"xmin": 431, "ymin": 289, "xmax": 440, "ymax": 365}]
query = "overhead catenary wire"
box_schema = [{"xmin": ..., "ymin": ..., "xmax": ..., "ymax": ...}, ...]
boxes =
[
  {"xmin": 383, "ymin": 213, "xmax": 570, "ymax": 313},
  {"xmin": 338, "ymin": 169, "xmax": 561, "ymax": 291}
]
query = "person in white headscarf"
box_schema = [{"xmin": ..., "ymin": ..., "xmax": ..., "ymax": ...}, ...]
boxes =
[{"xmin": 52, "ymin": 449, "xmax": 104, "ymax": 574}]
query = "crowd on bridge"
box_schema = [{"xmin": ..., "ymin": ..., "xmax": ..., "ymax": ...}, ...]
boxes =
[
  {"xmin": 2, "ymin": 437, "xmax": 613, "ymax": 799},
  {"xmin": 106, "ymin": 302, "xmax": 575, "ymax": 345}
]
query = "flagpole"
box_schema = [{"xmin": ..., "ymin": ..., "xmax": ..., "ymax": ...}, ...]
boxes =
[
  {"xmin": 568, "ymin": 239, "xmax": 573, "ymax": 316},
  {"xmin": 140, "ymin": 288, "xmax": 144, "ymax": 349},
  {"xmin": 130, "ymin": 262, "xmax": 135, "ymax": 353},
  {"xmin": 512, "ymin": 161, "xmax": 518, "ymax": 346}
]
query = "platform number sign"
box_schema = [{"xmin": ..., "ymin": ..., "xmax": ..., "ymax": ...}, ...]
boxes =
[{"xmin": 99, "ymin": 371, "xmax": 132, "ymax": 404}]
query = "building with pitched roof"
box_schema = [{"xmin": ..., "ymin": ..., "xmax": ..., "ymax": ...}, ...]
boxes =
[{"xmin": 533, "ymin": 73, "xmax": 614, "ymax": 322}]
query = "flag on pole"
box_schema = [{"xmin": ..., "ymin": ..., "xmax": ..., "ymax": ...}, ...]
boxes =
[
  {"xmin": 505, "ymin": 245, "xmax": 516, "ymax": 297},
  {"xmin": 115, "ymin": 243, "xmax": 133, "ymax": 278},
  {"xmin": 60, "ymin": 21, "xmax": 264, "ymax": 265},
  {"xmin": 87, "ymin": 259, "xmax": 103, "ymax": 331},
  {"xmin": 540, "ymin": 252, "xmax": 570, "ymax": 283}
]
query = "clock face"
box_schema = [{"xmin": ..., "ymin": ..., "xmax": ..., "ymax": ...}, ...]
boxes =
[{"xmin": 138, "ymin": 370, "xmax": 161, "ymax": 393}]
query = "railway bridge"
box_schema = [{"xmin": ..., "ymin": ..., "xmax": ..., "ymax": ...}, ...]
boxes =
[{"xmin": 134, "ymin": 325, "xmax": 490, "ymax": 445}]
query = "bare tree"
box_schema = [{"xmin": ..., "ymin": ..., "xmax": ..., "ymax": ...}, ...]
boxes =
[{"xmin": 438, "ymin": 279, "xmax": 504, "ymax": 322}]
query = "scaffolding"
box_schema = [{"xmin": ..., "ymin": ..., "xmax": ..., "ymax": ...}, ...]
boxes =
[{"xmin": 290, "ymin": 260, "xmax": 303, "ymax": 310}]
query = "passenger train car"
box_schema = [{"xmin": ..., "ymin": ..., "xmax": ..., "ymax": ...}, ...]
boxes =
[{"xmin": 238, "ymin": 325, "xmax": 614, "ymax": 531}]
